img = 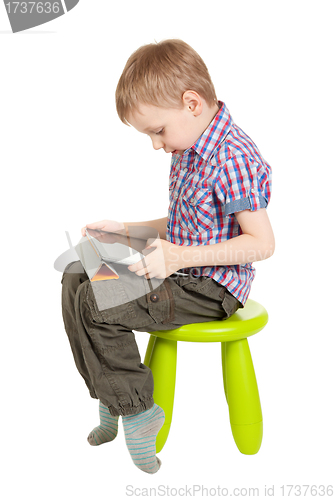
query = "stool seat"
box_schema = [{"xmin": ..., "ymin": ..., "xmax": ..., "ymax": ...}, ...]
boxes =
[
  {"xmin": 149, "ymin": 299, "xmax": 268, "ymax": 342},
  {"xmin": 144, "ymin": 299, "xmax": 268, "ymax": 457}
]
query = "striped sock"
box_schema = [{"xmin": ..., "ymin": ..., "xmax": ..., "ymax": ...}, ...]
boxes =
[
  {"xmin": 87, "ymin": 401, "xmax": 119, "ymax": 446},
  {"xmin": 122, "ymin": 404, "xmax": 165, "ymax": 474}
]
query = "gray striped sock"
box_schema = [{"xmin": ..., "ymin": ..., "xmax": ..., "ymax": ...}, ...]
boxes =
[
  {"xmin": 122, "ymin": 404, "xmax": 165, "ymax": 474},
  {"xmin": 87, "ymin": 401, "xmax": 119, "ymax": 446}
]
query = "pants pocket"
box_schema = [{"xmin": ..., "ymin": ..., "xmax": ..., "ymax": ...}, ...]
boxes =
[
  {"xmin": 86, "ymin": 279, "xmax": 137, "ymax": 324},
  {"xmin": 146, "ymin": 280, "xmax": 174, "ymax": 324},
  {"xmin": 177, "ymin": 274, "xmax": 212, "ymax": 293}
]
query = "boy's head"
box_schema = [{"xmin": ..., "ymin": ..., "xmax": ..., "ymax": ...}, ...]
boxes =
[
  {"xmin": 115, "ymin": 39, "xmax": 219, "ymax": 154},
  {"xmin": 115, "ymin": 39, "xmax": 217, "ymax": 122}
]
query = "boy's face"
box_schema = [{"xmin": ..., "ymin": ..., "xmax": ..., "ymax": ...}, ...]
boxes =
[{"xmin": 127, "ymin": 103, "xmax": 204, "ymax": 155}]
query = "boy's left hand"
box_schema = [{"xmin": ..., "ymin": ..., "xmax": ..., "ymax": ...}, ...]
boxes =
[{"xmin": 128, "ymin": 239, "xmax": 182, "ymax": 280}]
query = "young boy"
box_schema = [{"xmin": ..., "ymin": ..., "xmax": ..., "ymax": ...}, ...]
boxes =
[{"xmin": 61, "ymin": 39, "xmax": 274, "ymax": 474}]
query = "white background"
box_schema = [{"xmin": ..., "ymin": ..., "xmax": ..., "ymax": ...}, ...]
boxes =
[{"xmin": 1, "ymin": 0, "xmax": 334, "ymax": 498}]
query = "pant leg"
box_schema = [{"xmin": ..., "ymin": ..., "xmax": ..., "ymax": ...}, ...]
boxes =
[
  {"xmin": 137, "ymin": 272, "xmax": 241, "ymax": 333},
  {"xmin": 61, "ymin": 261, "xmax": 97, "ymax": 399},
  {"xmin": 61, "ymin": 261, "xmax": 160, "ymax": 416}
]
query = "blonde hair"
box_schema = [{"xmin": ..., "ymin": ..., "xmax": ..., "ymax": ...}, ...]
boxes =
[{"xmin": 115, "ymin": 39, "xmax": 218, "ymax": 124}]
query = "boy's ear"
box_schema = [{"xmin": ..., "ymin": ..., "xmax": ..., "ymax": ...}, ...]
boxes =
[{"xmin": 182, "ymin": 91, "xmax": 203, "ymax": 117}]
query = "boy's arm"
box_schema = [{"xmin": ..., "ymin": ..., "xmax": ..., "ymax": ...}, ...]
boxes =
[
  {"xmin": 178, "ymin": 208, "xmax": 275, "ymax": 268},
  {"xmin": 128, "ymin": 209, "xmax": 274, "ymax": 279}
]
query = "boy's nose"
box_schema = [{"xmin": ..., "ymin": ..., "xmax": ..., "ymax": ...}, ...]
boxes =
[{"xmin": 152, "ymin": 138, "xmax": 164, "ymax": 150}]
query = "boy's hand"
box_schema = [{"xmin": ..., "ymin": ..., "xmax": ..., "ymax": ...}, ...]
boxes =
[
  {"xmin": 81, "ymin": 220, "xmax": 125, "ymax": 237},
  {"xmin": 128, "ymin": 239, "xmax": 182, "ymax": 280}
]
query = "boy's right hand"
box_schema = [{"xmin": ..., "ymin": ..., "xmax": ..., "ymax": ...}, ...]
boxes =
[{"xmin": 81, "ymin": 220, "xmax": 125, "ymax": 237}]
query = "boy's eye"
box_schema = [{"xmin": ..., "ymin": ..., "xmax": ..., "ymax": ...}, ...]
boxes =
[{"xmin": 156, "ymin": 129, "xmax": 164, "ymax": 135}]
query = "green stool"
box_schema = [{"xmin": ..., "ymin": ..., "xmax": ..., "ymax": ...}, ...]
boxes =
[{"xmin": 143, "ymin": 299, "xmax": 268, "ymax": 455}]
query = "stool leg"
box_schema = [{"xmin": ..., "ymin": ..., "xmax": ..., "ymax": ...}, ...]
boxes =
[
  {"xmin": 144, "ymin": 335, "xmax": 177, "ymax": 453},
  {"xmin": 144, "ymin": 334, "xmax": 156, "ymax": 366},
  {"xmin": 221, "ymin": 342, "xmax": 228, "ymax": 403},
  {"xmin": 225, "ymin": 338, "xmax": 263, "ymax": 455}
]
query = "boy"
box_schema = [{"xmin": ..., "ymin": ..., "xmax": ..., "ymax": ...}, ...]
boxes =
[{"xmin": 61, "ymin": 39, "xmax": 274, "ymax": 474}]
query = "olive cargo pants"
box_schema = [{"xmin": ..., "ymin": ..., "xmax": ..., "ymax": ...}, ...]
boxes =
[{"xmin": 61, "ymin": 261, "xmax": 241, "ymax": 417}]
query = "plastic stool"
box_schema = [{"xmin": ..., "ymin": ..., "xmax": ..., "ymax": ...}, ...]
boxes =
[{"xmin": 143, "ymin": 299, "xmax": 268, "ymax": 455}]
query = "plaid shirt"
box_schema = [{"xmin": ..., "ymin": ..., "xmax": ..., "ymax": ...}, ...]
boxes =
[{"xmin": 166, "ymin": 101, "xmax": 272, "ymax": 305}]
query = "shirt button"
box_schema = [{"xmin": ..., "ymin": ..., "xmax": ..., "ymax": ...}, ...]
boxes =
[
  {"xmin": 251, "ymin": 188, "xmax": 255, "ymax": 193},
  {"xmin": 150, "ymin": 293, "xmax": 159, "ymax": 303}
]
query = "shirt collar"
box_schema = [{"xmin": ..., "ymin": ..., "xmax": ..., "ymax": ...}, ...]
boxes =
[{"xmin": 189, "ymin": 101, "xmax": 232, "ymax": 161}]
